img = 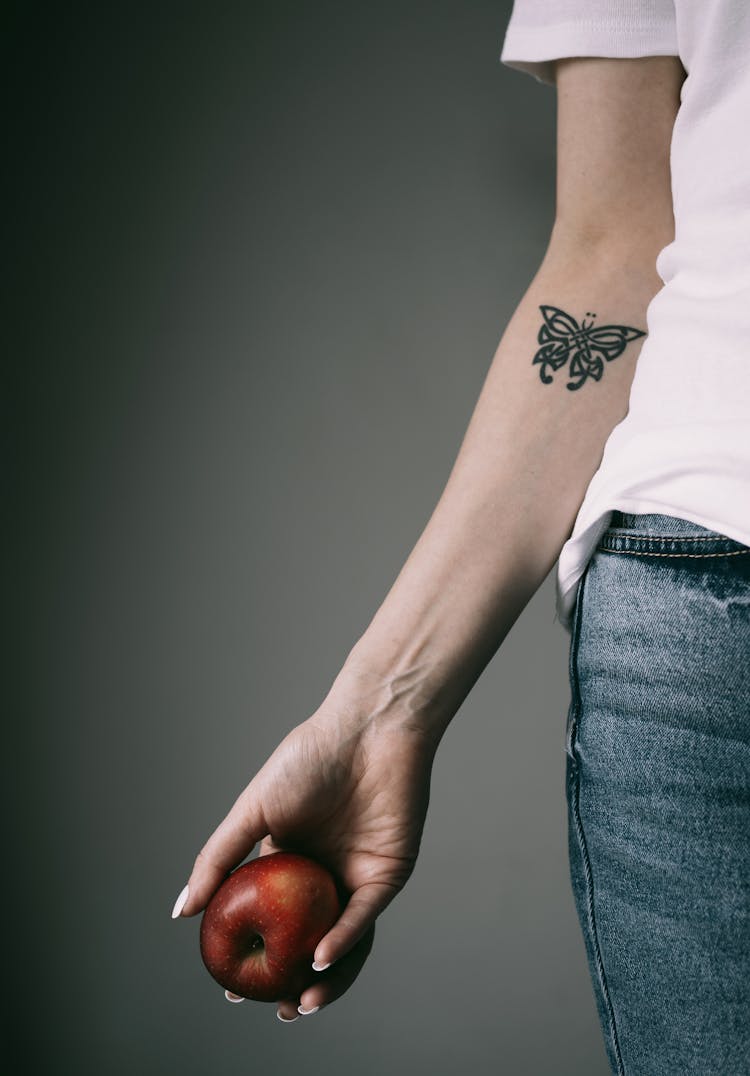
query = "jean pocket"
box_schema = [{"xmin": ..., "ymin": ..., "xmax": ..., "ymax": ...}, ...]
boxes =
[{"xmin": 564, "ymin": 561, "xmax": 588, "ymax": 762}]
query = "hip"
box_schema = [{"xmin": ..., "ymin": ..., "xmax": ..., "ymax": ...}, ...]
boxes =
[{"xmin": 565, "ymin": 510, "xmax": 750, "ymax": 758}]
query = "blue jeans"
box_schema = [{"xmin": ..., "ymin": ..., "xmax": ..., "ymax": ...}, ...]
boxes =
[{"xmin": 565, "ymin": 511, "xmax": 750, "ymax": 1075}]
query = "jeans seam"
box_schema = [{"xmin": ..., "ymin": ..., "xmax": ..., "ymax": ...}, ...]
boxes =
[
  {"xmin": 567, "ymin": 567, "xmax": 626, "ymax": 1076},
  {"xmin": 596, "ymin": 548, "xmax": 750, "ymax": 559},
  {"xmin": 565, "ymin": 565, "xmax": 586, "ymax": 760},
  {"xmin": 569, "ymin": 767, "xmax": 626, "ymax": 1076},
  {"xmin": 605, "ymin": 534, "xmax": 736, "ymax": 542}
]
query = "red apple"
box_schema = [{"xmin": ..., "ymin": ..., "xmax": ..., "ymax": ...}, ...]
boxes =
[{"xmin": 199, "ymin": 851, "xmax": 341, "ymax": 1002}]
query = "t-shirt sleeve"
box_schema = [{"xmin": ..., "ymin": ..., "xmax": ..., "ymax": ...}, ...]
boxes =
[{"xmin": 500, "ymin": 0, "xmax": 679, "ymax": 86}]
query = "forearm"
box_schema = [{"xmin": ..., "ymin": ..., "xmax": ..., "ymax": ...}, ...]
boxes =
[{"xmin": 326, "ymin": 231, "xmax": 666, "ymax": 740}]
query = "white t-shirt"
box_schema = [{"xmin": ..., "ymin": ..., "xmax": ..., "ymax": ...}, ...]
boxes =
[{"xmin": 500, "ymin": 0, "xmax": 750, "ymax": 632}]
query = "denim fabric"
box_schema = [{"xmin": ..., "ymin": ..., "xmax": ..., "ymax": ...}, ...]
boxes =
[{"xmin": 565, "ymin": 512, "xmax": 750, "ymax": 1075}]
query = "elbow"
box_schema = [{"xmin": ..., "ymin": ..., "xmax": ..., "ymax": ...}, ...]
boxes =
[
  {"xmin": 547, "ymin": 211, "xmax": 675, "ymax": 266},
  {"xmin": 537, "ymin": 215, "xmax": 674, "ymax": 298}
]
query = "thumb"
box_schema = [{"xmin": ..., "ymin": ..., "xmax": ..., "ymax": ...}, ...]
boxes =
[{"xmin": 177, "ymin": 787, "xmax": 267, "ymax": 917}]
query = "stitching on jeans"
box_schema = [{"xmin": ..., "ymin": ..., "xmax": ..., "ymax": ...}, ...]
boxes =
[
  {"xmin": 597, "ymin": 549, "xmax": 750, "ymax": 558},
  {"xmin": 605, "ymin": 534, "xmax": 741, "ymax": 542},
  {"xmin": 565, "ymin": 566, "xmax": 586, "ymax": 761},
  {"xmin": 569, "ymin": 769, "xmax": 626, "ymax": 1075},
  {"xmin": 566, "ymin": 569, "xmax": 626, "ymax": 1075}
]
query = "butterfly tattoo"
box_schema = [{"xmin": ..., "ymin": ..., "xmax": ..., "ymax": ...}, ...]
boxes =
[{"xmin": 532, "ymin": 305, "xmax": 646, "ymax": 390}]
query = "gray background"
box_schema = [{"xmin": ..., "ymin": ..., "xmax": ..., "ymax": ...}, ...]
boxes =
[{"xmin": 8, "ymin": 2, "xmax": 609, "ymax": 1072}]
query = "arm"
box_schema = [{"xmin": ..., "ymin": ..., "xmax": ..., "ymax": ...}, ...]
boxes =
[
  {"xmin": 333, "ymin": 54, "xmax": 685, "ymax": 733},
  {"xmin": 176, "ymin": 55, "xmax": 685, "ymax": 1021}
]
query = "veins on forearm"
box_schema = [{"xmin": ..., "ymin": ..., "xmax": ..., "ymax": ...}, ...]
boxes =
[{"xmin": 532, "ymin": 304, "xmax": 646, "ymax": 390}]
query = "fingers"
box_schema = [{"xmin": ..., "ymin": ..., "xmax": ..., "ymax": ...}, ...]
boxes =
[
  {"xmin": 275, "ymin": 925, "xmax": 376, "ymax": 1022},
  {"xmin": 312, "ymin": 882, "xmax": 396, "ymax": 969},
  {"xmin": 223, "ymin": 929, "xmax": 375, "ymax": 1020},
  {"xmin": 299, "ymin": 924, "xmax": 375, "ymax": 1014},
  {"xmin": 177, "ymin": 788, "xmax": 267, "ymax": 917},
  {"xmin": 276, "ymin": 998, "xmax": 301, "ymax": 1022}
]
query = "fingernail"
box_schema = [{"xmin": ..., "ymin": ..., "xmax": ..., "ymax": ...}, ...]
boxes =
[
  {"xmin": 171, "ymin": 883, "xmax": 190, "ymax": 919},
  {"xmin": 225, "ymin": 991, "xmax": 245, "ymax": 1003},
  {"xmin": 298, "ymin": 1005, "xmax": 320, "ymax": 1016},
  {"xmin": 311, "ymin": 961, "xmax": 331, "ymax": 972},
  {"xmin": 277, "ymin": 1010, "xmax": 299, "ymax": 1022}
]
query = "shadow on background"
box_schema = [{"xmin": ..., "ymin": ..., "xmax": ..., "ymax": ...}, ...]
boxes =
[{"xmin": 7, "ymin": 2, "xmax": 608, "ymax": 1073}]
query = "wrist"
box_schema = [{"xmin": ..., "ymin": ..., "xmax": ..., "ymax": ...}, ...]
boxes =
[{"xmin": 323, "ymin": 639, "xmax": 459, "ymax": 747}]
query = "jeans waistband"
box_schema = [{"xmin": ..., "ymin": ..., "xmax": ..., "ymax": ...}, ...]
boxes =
[
  {"xmin": 600, "ymin": 510, "xmax": 750, "ymax": 554},
  {"xmin": 608, "ymin": 509, "xmax": 703, "ymax": 532}
]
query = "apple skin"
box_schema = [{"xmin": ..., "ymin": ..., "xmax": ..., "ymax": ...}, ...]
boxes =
[{"xmin": 199, "ymin": 851, "xmax": 341, "ymax": 1002}]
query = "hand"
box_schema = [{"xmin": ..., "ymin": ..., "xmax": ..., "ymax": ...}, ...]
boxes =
[{"xmin": 174, "ymin": 690, "xmax": 442, "ymax": 1021}]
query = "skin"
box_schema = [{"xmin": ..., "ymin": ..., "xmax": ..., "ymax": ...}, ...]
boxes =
[{"xmin": 175, "ymin": 53, "xmax": 687, "ymax": 1021}]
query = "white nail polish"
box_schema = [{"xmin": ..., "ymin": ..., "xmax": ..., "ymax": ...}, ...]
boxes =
[
  {"xmin": 277, "ymin": 1010, "xmax": 299, "ymax": 1022},
  {"xmin": 225, "ymin": 990, "xmax": 245, "ymax": 1003},
  {"xmin": 298, "ymin": 1005, "xmax": 320, "ymax": 1016},
  {"xmin": 311, "ymin": 961, "xmax": 331, "ymax": 972},
  {"xmin": 171, "ymin": 883, "xmax": 190, "ymax": 919}
]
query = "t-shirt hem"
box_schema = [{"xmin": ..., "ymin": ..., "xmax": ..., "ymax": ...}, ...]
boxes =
[
  {"xmin": 554, "ymin": 495, "xmax": 750, "ymax": 633},
  {"xmin": 500, "ymin": 21, "xmax": 680, "ymax": 85}
]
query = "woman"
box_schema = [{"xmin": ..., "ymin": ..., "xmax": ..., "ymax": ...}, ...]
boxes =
[{"xmin": 172, "ymin": 2, "xmax": 750, "ymax": 1071}]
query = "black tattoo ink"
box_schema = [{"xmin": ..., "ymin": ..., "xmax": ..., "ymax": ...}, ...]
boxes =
[{"xmin": 532, "ymin": 305, "xmax": 646, "ymax": 390}]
